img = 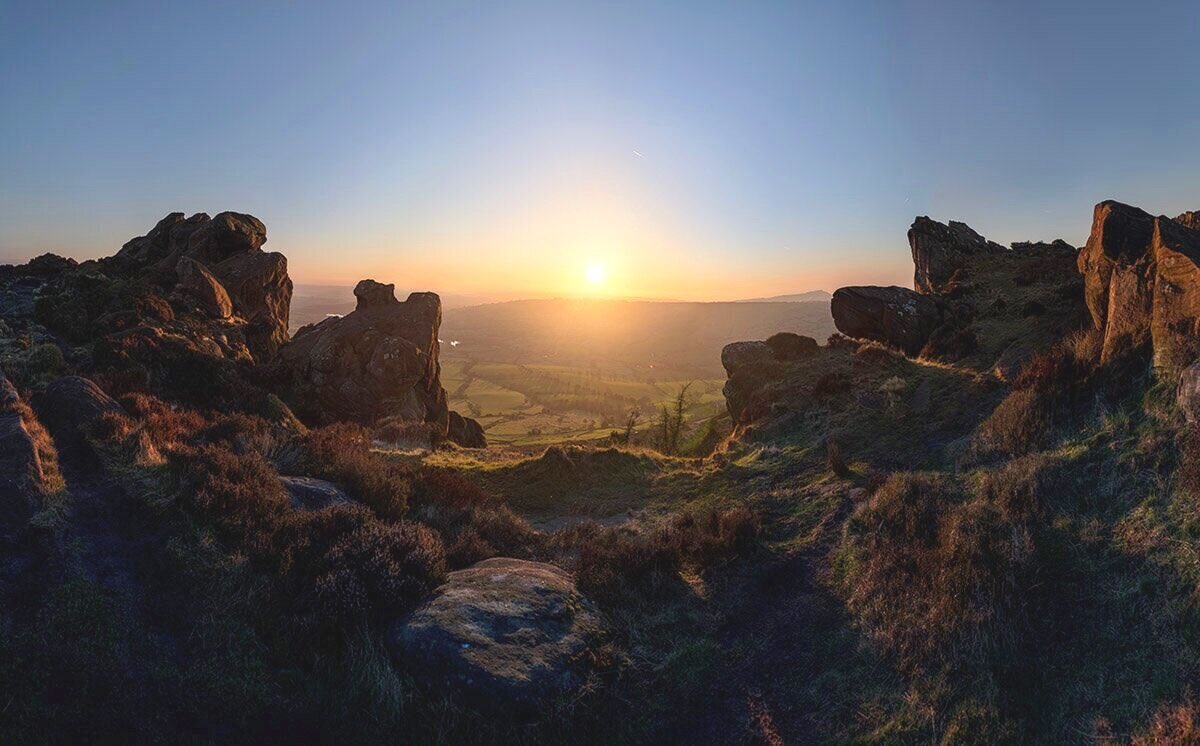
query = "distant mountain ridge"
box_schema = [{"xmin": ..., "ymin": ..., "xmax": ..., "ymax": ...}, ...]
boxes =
[{"xmin": 735, "ymin": 290, "xmax": 831, "ymax": 303}]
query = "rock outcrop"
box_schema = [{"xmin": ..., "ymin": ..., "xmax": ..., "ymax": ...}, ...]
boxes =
[
  {"xmin": 828, "ymin": 214, "xmax": 1080, "ymax": 371},
  {"xmin": 830, "ymin": 286, "xmax": 948, "ymax": 356},
  {"xmin": 110, "ymin": 211, "xmax": 292, "ymax": 361},
  {"xmin": 278, "ymin": 279, "xmax": 485, "ymax": 446},
  {"xmin": 909, "ymin": 216, "xmax": 1005, "ymax": 294},
  {"xmin": 32, "ymin": 376, "xmax": 122, "ymax": 452},
  {"xmin": 1077, "ymin": 200, "xmax": 1200, "ymax": 371},
  {"xmin": 390, "ymin": 558, "xmax": 606, "ymax": 708}
]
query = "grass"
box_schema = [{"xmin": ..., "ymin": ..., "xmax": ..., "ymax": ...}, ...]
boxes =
[{"xmin": 443, "ymin": 357, "xmax": 726, "ymax": 446}]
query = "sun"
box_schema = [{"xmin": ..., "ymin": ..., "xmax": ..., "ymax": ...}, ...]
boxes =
[{"xmin": 585, "ymin": 261, "xmax": 607, "ymax": 286}]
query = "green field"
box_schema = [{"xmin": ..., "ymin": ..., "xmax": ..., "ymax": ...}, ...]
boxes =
[{"xmin": 443, "ymin": 358, "xmax": 726, "ymax": 446}]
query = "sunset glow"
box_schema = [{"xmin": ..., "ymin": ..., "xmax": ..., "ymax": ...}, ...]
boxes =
[{"xmin": 585, "ymin": 261, "xmax": 607, "ymax": 287}]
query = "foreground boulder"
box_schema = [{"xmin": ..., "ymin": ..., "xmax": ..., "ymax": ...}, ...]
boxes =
[
  {"xmin": 830, "ymin": 286, "xmax": 947, "ymax": 356},
  {"xmin": 1077, "ymin": 200, "xmax": 1200, "ymax": 371},
  {"xmin": 390, "ymin": 558, "xmax": 606, "ymax": 708},
  {"xmin": 33, "ymin": 376, "xmax": 121, "ymax": 442},
  {"xmin": 278, "ymin": 279, "xmax": 485, "ymax": 446},
  {"xmin": 722, "ymin": 341, "xmax": 785, "ymax": 424},
  {"xmin": 909, "ymin": 216, "xmax": 1005, "ymax": 294}
]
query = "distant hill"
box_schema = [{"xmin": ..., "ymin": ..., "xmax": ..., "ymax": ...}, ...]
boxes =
[
  {"xmin": 735, "ymin": 290, "xmax": 832, "ymax": 303},
  {"xmin": 440, "ymin": 298, "xmax": 835, "ymax": 378}
]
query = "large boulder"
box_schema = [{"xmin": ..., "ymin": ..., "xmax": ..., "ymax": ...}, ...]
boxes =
[
  {"xmin": 830, "ymin": 286, "xmax": 948, "ymax": 356},
  {"xmin": 278, "ymin": 281, "xmax": 449, "ymax": 428},
  {"xmin": 207, "ymin": 249, "xmax": 292, "ymax": 360},
  {"xmin": 32, "ymin": 376, "xmax": 121, "ymax": 450},
  {"xmin": 721, "ymin": 341, "xmax": 782, "ymax": 424},
  {"xmin": 390, "ymin": 558, "xmax": 606, "ymax": 708},
  {"xmin": 172, "ymin": 257, "xmax": 233, "ymax": 319},
  {"xmin": 447, "ymin": 411, "xmax": 487, "ymax": 448},
  {"xmin": 909, "ymin": 216, "xmax": 1005, "ymax": 294},
  {"xmin": 1077, "ymin": 200, "xmax": 1200, "ymax": 371}
]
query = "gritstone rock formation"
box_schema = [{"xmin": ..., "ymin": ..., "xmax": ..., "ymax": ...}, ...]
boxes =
[
  {"xmin": 112, "ymin": 211, "xmax": 292, "ymax": 361},
  {"xmin": 278, "ymin": 279, "xmax": 486, "ymax": 446},
  {"xmin": 909, "ymin": 216, "xmax": 1005, "ymax": 294},
  {"xmin": 1076, "ymin": 200, "xmax": 1200, "ymax": 372},
  {"xmin": 830, "ymin": 214, "xmax": 1079, "ymax": 367}
]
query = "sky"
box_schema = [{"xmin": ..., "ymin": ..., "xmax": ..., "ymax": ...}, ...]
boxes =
[{"xmin": 3, "ymin": 1, "xmax": 1200, "ymax": 301}]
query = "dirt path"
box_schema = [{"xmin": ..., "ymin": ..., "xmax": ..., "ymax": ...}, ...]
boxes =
[
  {"xmin": 44, "ymin": 427, "xmax": 149, "ymax": 610},
  {"xmin": 668, "ymin": 488, "xmax": 862, "ymax": 744}
]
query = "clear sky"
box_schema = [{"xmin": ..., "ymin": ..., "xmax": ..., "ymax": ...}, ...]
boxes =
[{"xmin": 3, "ymin": 1, "xmax": 1200, "ymax": 300}]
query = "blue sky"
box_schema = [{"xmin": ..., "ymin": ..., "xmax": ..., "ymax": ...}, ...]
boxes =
[{"xmin": 3, "ymin": 1, "xmax": 1199, "ymax": 299}]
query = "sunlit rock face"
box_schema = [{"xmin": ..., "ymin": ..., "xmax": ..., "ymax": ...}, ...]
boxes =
[{"xmin": 1077, "ymin": 200, "xmax": 1200, "ymax": 372}]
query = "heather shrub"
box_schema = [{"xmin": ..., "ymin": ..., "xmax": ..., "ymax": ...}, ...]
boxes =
[
  {"xmin": 176, "ymin": 445, "xmax": 290, "ymax": 554},
  {"xmin": 812, "ymin": 372, "xmax": 852, "ymax": 400},
  {"xmin": 300, "ymin": 423, "xmax": 413, "ymax": 520},
  {"xmin": 973, "ymin": 332, "xmax": 1104, "ymax": 459},
  {"xmin": 854, "ymin": 342, "xmax": 898, "ymax": 365},
  {"xmin": 114, "ymin": 393, "xmax": 208, "ymax": 451},
  {"xmin": 411, "ymin": 467, "xmax": 538, "ymax": 565},
  {"xmin": 1131, "ymin": 700, "xmax": 1200, "ymax": 746},
  {"xmin": 27, "ymin": 342, "xmax": 65, "ymax": 375},
  {"xmin": 557, "ymin": 505, "xmax": 760, "ymax": 605},
  {"xmin": 920, "ymin": 324, "xmax": 978, "ymax": 360},
  {"xmin": 312, "ymin": 521, "xmax": 446, "ymax": 622}
]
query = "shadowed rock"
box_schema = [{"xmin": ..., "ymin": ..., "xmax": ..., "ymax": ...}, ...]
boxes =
[
  {"xmin": 830, "ymin": 286, "xmax": 947, "ymax": 356},
  {"xmin": 909, "ymin": 216, "xmax": 1005, "ymax": 294},
  {"xmin": 280, "ymin": 282, "xmax": 481, "ymax": 445},
  {"xmin": 353, "ymin": 279, "xmax": 399, "ymax": 309},
  {"xmin": 279, "ymin": 476, "xmax": 350, "ymax": 511},
  {"xmin": 112, "ymin": 211, "xmax": 292, "ymax": 362},
  {"xmin": 279, "ymin": 285, "xmax": 446, "ymax": 427},
  {"xmin": 448, "ymin": 411, "xmax": 486, "ymax": 448},
  {"xmin": 172, "ymin": 257, "xmax": 233, "ymax": 319},
  {"xmin": 765, "ymin": 332, "xmax": 819, "ymax": 361},
  {"xmin": 33, "ymin": 376, "xmax": 121, "ymax": 452},
  {"xmin": 390, "ymin": 558, "xmax": 606, "ymax": 709}
]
